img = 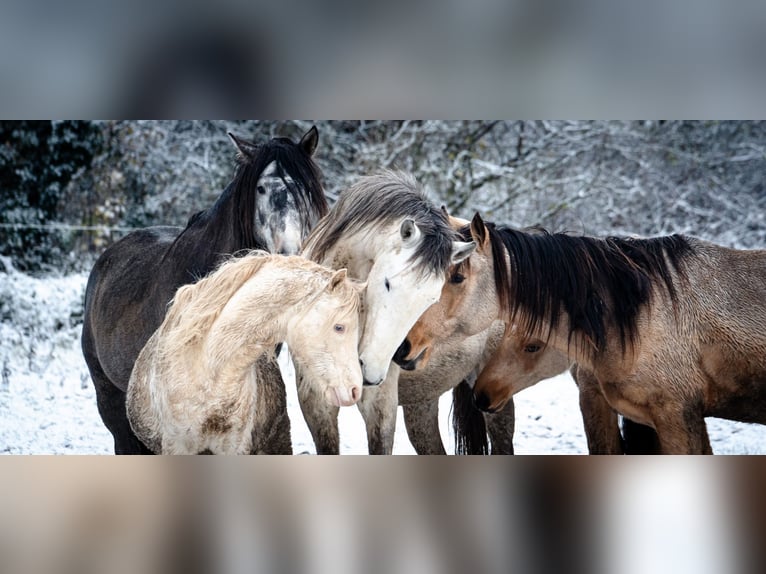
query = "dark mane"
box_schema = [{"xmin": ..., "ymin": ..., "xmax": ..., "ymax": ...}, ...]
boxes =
[
  {"xmin": 305, "ymin": 171, "xmax": 457, "ymax": 276},
  {"xmin": 463, "ymin": 222, "xmax": 693, "ymax": 356},
  {"xmin": 219, "ymin": 136, "xmax": 328, "ymax": 246},
  {"xmin": 164, "ymin": 135, "xmax": 327, "ymax": 277}
]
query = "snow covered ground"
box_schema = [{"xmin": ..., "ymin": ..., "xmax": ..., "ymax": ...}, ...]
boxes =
[{"xmin": 1, "ymin": 267, "xmax": 764, "ymax": 455}]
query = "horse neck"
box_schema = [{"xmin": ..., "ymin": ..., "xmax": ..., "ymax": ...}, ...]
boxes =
[
  {"xmin": 203, "ymin": 265, "xmax": 320, "ymax": 378},
  {"xmin": 206, "ymin": 179, "xmax": 262, "ymax": 251},
  {"xmin": 167, "ymin": 182, "xmax": 262, "ymax": 278}
]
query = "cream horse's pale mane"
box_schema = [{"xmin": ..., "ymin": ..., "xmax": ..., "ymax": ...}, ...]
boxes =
[{"xmin": 162, "ymin": 251, "xmax": 360, "ymax": 355}]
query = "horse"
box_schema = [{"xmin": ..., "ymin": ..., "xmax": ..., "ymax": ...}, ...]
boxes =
[
  {"xmin": 386, "ymin": 214, "xmax": 515, "ymax": 455},
  {"xmin": 126, "ymin": 252, "xmax": 365, "ymax": 454},
  {"xmin": 471, "ymin": 335, "xmax": 661, "ymax": 454},
  {"xmin": 399, "ymin": 212, "xmax": 766, "ymax": 454},
  {"xmin": 392, "ymin": 213, "xmax": 567, "ymax": 455},
  {"xmin": 82, "ymin": 126, "xmax": 327, "ymax": 454},
  {"xmin": 295, "ymin": 170, "xmax": 476, "ymax": 454}
]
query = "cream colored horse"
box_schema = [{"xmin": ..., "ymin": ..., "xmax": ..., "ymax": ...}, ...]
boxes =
[{"xmin": 127, "ymin": 252, "xmax": 364, "ymax": 454}]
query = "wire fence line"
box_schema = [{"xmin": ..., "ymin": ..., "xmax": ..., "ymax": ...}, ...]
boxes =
[{"xmin": 0, "ymin": 223, "xmax": 140, "ymax": 233}]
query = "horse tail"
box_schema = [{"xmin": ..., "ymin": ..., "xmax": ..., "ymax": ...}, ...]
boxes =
[{"xmin": 452, "ymin": 380, "xmax": 489, "ymax": 455}]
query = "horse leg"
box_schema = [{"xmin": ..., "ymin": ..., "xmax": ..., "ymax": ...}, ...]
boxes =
[
  {"xmin": 83, "ymin": 352, "xmax": 151, "ymax": 454},
  {"xmin": 296, "ymin": 369, "xmax": 340, "ymax": 454},
  {"xmin": 574, "ymin": 366, "xmax": 624, "ymax": 454},
  {"xmin": 251, "ymin": 355, "xmax": 293, "ymax": 455},
  {"xmin": 485, "ymin": 398, "xmax": 515, "ymax": 455},
  {"xmin": 95, "ymin": 378, "xmax": 152, "ymax": 454},
  {"xmin": 356, "ymin": 366, "xmax": 400, "ymax": 455},
  {"xmin": 402, "ymin": 399, "xmax": 446, "ymax": 455},
  {"xmin": 650, "ymin": 398, "xmax": 713, "ymax": 454}
]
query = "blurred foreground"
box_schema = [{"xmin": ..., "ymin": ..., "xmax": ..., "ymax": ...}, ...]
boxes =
[{"xmin": 0, "ymin": 458, "xmax": 763, "ymax": 574}]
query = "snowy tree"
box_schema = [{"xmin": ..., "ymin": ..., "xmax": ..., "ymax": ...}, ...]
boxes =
[{"xmin": 2, "ymin": 120, "xmax": 765, "ymax": 273}]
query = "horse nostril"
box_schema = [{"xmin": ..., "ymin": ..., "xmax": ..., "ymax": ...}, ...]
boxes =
[
  {"xmin": 393, "ymin": 339, "xmax": 411, "ymax": 365},
  {"xmin": 351, "ymin": 386, "xmax": 360, "ymax": 401},
  {"xmin": 474, "ymin": 392, "xmax": 492, "ymax": 413}
]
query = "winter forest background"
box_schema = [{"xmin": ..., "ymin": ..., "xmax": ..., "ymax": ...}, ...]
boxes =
[
  {"xmin": 2, "ymin": 120, "xmax": 765, "ymax": 453},
  {"xmin": 3, "ymin": 120, "xmax": 766, "ymax": 274}
]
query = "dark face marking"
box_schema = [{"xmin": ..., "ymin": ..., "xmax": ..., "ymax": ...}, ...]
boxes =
[{"xmin": 255, "ymin": 160, "xmax": 305, "ymax": 254}]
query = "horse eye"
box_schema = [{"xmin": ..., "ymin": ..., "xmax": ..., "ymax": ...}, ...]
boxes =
[
  {"xmin": 450, "ymin": 273, "xmax": 465, "ymax": 284},
  {"xmin": 334, "ymin": 324, "xmax": 345, "ymax": 334},
  {"xmin": 524, "ymin": 344, "xmax": 541, "ymax": 353},
  {"xmin": 385, "ymin": 278, "xmax": 391, "ymax": 291},
  {"xmin": 257, "ymin": 186, "xmax": 266, "ymax": 195}
]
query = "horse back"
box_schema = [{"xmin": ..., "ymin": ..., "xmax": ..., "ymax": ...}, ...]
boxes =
[{"xmin": 82, "ymin": 226, "xmax": 186, "ymax": 392}]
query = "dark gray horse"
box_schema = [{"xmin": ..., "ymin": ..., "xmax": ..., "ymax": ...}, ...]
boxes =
[{"xmin": 82, "ymin": 126, "xmax": 327, "ymax": 454}]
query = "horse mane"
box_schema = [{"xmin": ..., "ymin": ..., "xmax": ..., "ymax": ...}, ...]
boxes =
[
  {"xmin": 303, "ymin": 170, "xmax": 457, "ymax": 277},
  {"xmin": 162, "ymin": 251, "xmax": 361, "ymax": 350},
  {"xmin": 162, "ymin": 251, "xmax": 273, "ymax": 344},
  {"xmin": 462, "ymin": 223, "xmax": 693, "ymax": 356},
  {"xmin": 224, "ymin": 137, "xmax": 328, "ymax": 246},
  {"xmin": 164, "ymin": 135, "xmax": 328, "ymax": 276}
]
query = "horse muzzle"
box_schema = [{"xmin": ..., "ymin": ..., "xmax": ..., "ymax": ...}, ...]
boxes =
[
  {"xmin": 472, "ymin": 391, "xmax": 498, "ymax": 414},
  {"xmin": 392, "ymin": 339, "xmax": 427, "ymax": 371}
]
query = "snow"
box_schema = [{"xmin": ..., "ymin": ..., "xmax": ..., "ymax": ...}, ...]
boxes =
[{"xmin": 1, "ymin": 269, "xmax": 764, "ymax": 455}]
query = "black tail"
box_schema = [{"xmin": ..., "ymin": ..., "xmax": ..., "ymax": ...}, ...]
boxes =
[{"xmin": 452, "ymin": 380, "xmax": 489, "ymax": 455}]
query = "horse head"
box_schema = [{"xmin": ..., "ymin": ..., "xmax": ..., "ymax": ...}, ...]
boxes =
[
  {"xmin": 394, "ymin": 212, "xmax": 499, "ymax": 371},
  {"xmin": 358, "ymin": 217, "xmax": 475, "ymax": 385},
  {"xmin": 288, "ymin": 267, "xmax": 366, "ymax": 407},
  {"xmin": 228, "ymin": 125, "xmax": 326, "ymax": 255},
  {"xmin": 472, "ymin": 328, "xmax": 571, "ymax": 413}
]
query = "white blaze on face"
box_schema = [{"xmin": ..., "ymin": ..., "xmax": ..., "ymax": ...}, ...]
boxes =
[
  {"xmin": 356, "ymin": 219, "xmax": 475, "ymax": 386},
  {"xmin": 358, "ymin": 257, "xmax": 445, "ymax": 385},
  {"xmin": 256, "ymin": 161, "xmax": 304, "ymax": 255},
  {"xmin": 278, "ymin": 211, "xmax": 303, "ymax": 256}
]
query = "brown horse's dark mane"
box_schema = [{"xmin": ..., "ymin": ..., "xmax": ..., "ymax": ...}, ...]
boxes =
[{"xmin": 459, "ymin": 222, "xmax": 693, "ymax": 356}]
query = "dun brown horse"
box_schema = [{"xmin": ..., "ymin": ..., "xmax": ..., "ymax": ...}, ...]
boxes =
[
  {"xmin": 399, "ymin": 213, "xmax": 766, "ymax": 454},
  {"xmin": 469, "ymin": 332, "xmax": 660, "ymax": 454}
]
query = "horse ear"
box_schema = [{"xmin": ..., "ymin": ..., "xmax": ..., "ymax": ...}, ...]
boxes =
[
  {"xmin": 470, "ymin": 212, "xmax": 489, "ymax": 250},
  {"xmin": 228, "ymin": 132, "xmax": 257, "ymax": 160},
  {"xmin": 400, "ymin": 219, "xmax": 421, "ymax": 246},
  {"xmin": 440, "ymin": 205, "xmax": 450, "ymax": 218},
  {"xmin": 451, "ymin": 240, "xmax": 476, "ymax": 264},
  {"xmin": 328, "ymin": 268, "xmax": 348, "ymax": 291},
  {"xmin": 299, "ymin": 126, "xmax": 319, "ymax": 156}
]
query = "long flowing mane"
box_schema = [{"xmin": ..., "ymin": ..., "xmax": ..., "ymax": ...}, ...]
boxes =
[
  {"xmin": 223, "ymin": 136, "xmax": 328, "ymax": 243},
  {"xmin": 303, "ymin": 170, "xmax": 457, "ymax": 276},
  {"xmin": 161, "ymin": 251, "xmax": 273, "ymax": 343},
  {"xmin": 161, "ymin": 252, "xmax": 361, "ymax": 349},
  {"xmin": 164, "ymin": 136, "xmax": 327, "ymax": 274},
  {"xmin": 460, "ymin": 223, "xmax": 694, "ymax": 355}
]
